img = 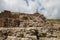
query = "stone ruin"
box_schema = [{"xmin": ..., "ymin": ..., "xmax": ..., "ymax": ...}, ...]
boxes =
[{"xmin": 0, "ymin": 10, "xmax": 54, "ymax": 40}]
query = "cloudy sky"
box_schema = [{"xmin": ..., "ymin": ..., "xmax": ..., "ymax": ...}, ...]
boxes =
[{"xmin": 0, "ymin": 0, "xmax": 60, "ymax": 19}]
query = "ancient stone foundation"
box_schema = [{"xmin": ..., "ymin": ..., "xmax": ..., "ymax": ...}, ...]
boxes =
[{"xmin": 0, "ymin": 10, "xmax": 59, "ymax": 40}]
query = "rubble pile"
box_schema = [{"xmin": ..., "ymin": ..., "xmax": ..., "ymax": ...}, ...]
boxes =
[{"xmin": 0, "ymin": 10, "xmax": 59, "ymax": 40}]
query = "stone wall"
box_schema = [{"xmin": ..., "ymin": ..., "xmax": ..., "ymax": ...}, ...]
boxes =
[{"xmin": 0, "ymin": 10, "xmax": 59, "ymax": 40}]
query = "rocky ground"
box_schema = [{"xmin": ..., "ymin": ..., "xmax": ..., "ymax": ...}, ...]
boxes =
[{"xmin": 0, "ymin": 10, "xmax": 60, "ymax": 40}]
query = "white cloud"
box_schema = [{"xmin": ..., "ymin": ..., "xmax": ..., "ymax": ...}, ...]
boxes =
[
  {"xmin": 0, "ymin": 0, "xmax": 37, "ymax": 13},
  {"xmin": 0, "ymin": 0, "xmax": 60, "ymax": 19},
  {"xmin": 39, "ymin": 0, "xmax": 60, "ymax": 19}
]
